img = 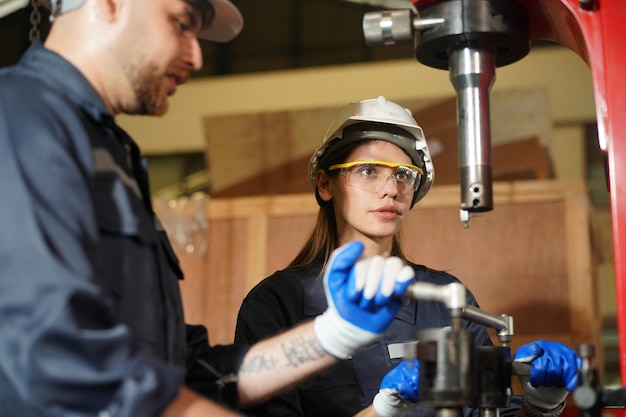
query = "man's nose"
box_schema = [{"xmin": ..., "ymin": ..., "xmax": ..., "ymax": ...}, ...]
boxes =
[{"xmin": 184, "ymin": 36, "xmax": 204, "ymax": 71}]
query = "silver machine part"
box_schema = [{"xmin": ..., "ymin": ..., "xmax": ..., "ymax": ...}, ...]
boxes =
[
  {"xmin": 404, "ymin": 281, "xmax": 515, "ymax": 413},
  {"xmin": 418, "ymin": 327, "xmax": 475, "ymax": 410},
  {"xmin": 462, "ymin": 304, "xmax": 513, "ymax": 344},
  {"xmin": 406, "ymin": 281, "xmax": 467, "ymax": 315},
  {"xmin": 406, "ymin": 282, "xmax": 513, "ymax": 342},
  {"xmin": 573, "ymin": 342, "xmax": 626, "ymax": 413},
  {"xmin": 362, "ymin": 0, "xmax": 529, "ymax": 227},
  {"xmin": 362, "ymin": 0, "xmax": 533, "ymax": 413},
  {"xmin": 449, "ymin": 46, "xmax": 494, "ymax": 216},
  {"xmin": 363, "ymin": 9, "xmax": 444, "ymax": 46},
  {"xmin": 480, "ymin": 409, "xmax": 500, "ymax": 417}
]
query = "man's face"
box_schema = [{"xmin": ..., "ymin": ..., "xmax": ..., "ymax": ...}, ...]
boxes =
[{"xmin": 119, "ymin": 0, "xmax": 204, "ymax": 116}]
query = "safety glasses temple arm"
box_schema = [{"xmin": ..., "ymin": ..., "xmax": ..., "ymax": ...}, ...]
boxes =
[{"xmin": 328, "ymin": 160, "xmax": 423, "ymax": 174}]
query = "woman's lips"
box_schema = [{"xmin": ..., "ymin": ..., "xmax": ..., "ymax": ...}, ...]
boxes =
[{"xmin": 373, "ymin": 206, "xmax": 400, "ymax": 219}]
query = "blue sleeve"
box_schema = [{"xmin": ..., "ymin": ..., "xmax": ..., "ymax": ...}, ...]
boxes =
[{"xmin": 0, "ymin": 82, "xmax": 183, "ymax": 417}]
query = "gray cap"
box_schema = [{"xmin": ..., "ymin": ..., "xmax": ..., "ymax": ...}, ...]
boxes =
[
  {"xmin": 41, "ymin": 0, "xmax": 243, "ymax": 42},
  {"xmin": 192, "ymin": 0, "xmax": 244, "ymax": 42}
]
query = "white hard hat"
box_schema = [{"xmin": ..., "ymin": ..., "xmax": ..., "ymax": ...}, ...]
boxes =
[
  {"xmin": 41, "ymin": 0, "xmax": 243, "ymax": 42},
  {"xmin": 309, "ymin": 96, "xmax": 435, "ymax": 207}
]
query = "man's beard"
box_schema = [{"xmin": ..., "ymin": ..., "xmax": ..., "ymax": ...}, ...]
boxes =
[{"xmin": 132, "ymin": 64, "xmax": 170, "ymax": 117}]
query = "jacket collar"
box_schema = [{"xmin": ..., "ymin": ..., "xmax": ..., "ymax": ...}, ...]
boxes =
[{"xmin": 18, "ymin": 42, "xmax": 114, "ymax": 126}]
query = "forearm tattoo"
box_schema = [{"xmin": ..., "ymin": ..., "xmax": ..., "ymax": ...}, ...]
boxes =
[
  {"xmin": 282, "ymin": 335, "xmax": 326, "ymax": 367},
  {"xmin": 239, "ymin": 353, "xmax": 279, "ymax": 374},
  {"xmin": 239, "ymin": 336, "xmax": 327, "ymax": 374}
]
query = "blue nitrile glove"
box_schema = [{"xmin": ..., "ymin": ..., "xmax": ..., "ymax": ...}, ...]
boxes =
[
  {"xmin": 514, "ymin": 340, "xmax": 582, "ymax": 410},
  {"xmin": 373, "ymin": 359, "xmax": 420, "ymax": 417},
  {"xmin": 314, "ymin": 241, "xmax": 414, "ymax": 359}
]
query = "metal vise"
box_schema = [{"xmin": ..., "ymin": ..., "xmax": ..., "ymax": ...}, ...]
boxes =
[{"xmin": 405, "ymin": 282, "xmax": 516, "ymax": 417}]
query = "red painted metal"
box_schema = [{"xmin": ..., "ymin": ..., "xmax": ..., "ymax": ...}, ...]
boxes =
[
  {"xmin": 413, "ymin": 0, "xmax": 626, "ymax": 388},
  {"xmin": 517, "ymin": 0, "xmax": 626, "ymax": 389}
]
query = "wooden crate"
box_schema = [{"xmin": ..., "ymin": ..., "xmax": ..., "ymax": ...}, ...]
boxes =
[{"xmin": 177, "ymin": 179, "xmax": 601, "ymax": 384}]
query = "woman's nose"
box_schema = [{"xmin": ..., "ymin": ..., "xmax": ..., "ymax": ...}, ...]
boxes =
[{"xmin": 378, "ymin": 175, "xmax": 399, "ymax": 197}]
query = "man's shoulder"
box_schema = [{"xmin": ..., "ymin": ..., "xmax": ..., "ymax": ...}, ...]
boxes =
[
  {"xmin": 0, "ymin": 66, "xmax": 72, "ymax": 118},
  {"xmin": 0, "ymin": 68, "xmax": 47, "ymax": 100}
]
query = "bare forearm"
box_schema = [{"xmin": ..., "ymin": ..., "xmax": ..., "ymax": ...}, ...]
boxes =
[
  {"xmin": 237, "ymin": 320, "xmax": 336, "ymax": 408},
  {"xmin": 162, "ymin": 387, "xmax": 242, "ymax": 417}
]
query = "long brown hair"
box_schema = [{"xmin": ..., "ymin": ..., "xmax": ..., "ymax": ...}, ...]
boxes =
[{"xmin": 288, "ymin": 139, "xmax": 410, "ymax": 269}]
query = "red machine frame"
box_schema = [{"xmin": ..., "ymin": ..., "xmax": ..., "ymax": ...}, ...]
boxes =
[
  {"xmin": 411, "ymin": 0, "xmax": 626, "ymax": 387},
  {"xmin": 512, "ymin": 0, "xmax": 626, "ymax": 385}
]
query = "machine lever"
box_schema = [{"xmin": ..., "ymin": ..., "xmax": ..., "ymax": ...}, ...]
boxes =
[{"xmin": 511, "ymin": 361, "xmax": 531, "ymax": 376}]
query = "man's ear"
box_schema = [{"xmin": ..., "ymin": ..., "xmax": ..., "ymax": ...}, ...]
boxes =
[
  {"xmin": 316, "ymin": 170, "xmax": 333, "ymax": 202},
  {"xmin": 99, "ymin": 0, "xmax": 123, "ymax": 23}
]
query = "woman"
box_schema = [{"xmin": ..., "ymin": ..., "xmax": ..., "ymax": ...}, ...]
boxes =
[{"xmin": 233, "ymin": 97, "xmax": 515, "ymax": 417}]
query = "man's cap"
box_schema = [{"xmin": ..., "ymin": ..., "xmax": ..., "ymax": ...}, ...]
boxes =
[
  {"xmin": 41, "ymin": 0, "xmax": 243, "ymax": 43},
  {"xmin": 190, "ymin": 0, "xmax": 244, "ymax": 42}
]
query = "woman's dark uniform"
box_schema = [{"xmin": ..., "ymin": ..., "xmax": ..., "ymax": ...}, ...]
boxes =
[{"xmin": 235, "ymin": 257, "xmax": 521, "ymax": 417}]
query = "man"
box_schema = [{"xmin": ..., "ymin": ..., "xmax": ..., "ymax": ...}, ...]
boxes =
[
  {"xmin": 0, "ymin": 0, "xmax": 417, "ymax": 416},
  {"xmin": 0, "ymin": 0, "xmax": 582, "ymax": 416}
]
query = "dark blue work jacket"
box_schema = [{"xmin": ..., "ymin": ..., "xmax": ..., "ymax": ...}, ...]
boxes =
[
  {"xmin": 235, "ymin": 258, "xmax": 522, "ymax": 417},
  {"xmin": 0, "ymin": 43, "xmax": 247, "ymax": 417}
]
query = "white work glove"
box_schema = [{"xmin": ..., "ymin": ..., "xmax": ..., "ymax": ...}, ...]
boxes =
[
  {"xmin": 514, "ymin": 340, "xmax": 582, "ymax": 412},
  {"xmin": 373, "ymin": 359, "xmax": 420, "ymax": 417},
  {"xmin": 314, "ymin": 241, "xmax": 414, "ymax": 359}
]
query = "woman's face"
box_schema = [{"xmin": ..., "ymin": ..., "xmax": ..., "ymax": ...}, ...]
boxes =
[{"xmin": 318, "ymin": 140, "xmax": 415, "ymax": 246}]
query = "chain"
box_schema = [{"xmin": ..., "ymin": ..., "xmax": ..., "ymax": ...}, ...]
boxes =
[{"xmin": 29, "ymin": 0, "xmax": 41, "ymax": 43}]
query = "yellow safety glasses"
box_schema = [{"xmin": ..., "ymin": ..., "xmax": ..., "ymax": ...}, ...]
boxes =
[{"xmin": 328, "ymin": 160, "xmax": 423, "ymax": 194}]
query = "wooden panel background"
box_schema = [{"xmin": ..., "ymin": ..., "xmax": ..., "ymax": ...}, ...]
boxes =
[
  {"xmin": 205, "ymin": 89, "xmax": 552, "ymax": 197},
  {"xmin": 174, "ymin": 179, "xmax": 601, "ymax": 384}
]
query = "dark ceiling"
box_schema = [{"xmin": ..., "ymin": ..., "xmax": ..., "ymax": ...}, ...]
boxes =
[{"xmin": 0, "ymin": 0, "xmax": 417, "ymax": 77}]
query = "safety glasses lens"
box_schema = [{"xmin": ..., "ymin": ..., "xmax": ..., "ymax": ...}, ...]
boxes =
[{"xmin": 343, "ymin": 164, "xmax": 419, "ymax": 194}]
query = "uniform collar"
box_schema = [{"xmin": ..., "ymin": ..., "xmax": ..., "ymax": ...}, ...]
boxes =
[{"xmin": 18, "ymin": 42, "xmax": 114, "ymax": 126}]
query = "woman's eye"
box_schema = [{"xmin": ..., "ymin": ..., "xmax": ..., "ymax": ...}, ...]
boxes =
[
  {"xmin": 396, "ymin": 168, "xmax": 416, "ymax": 182},
  {"xmin": 396, "ymin": 171, "xmax": 410, "ymax": 180},
  {"xmin": 355, "ymin": 165, "xmax": 376, "ymax": 177}
]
